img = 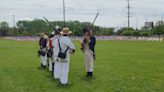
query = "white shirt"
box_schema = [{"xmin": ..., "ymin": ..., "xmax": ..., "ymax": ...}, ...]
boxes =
[
  {"xmin": 53, "ymin": 35, "xmax": 60, "ymax": 56},
  {"xmin": 58, "ymin": 36, "xmax": 75, "ymax": 53}
]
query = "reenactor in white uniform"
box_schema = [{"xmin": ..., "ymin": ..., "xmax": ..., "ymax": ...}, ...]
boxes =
[
  {"xmin": 57, "ymin": 28, "xmax": 75, "ymax": 85},
  {"xmin": 51, "ymin": 25, "xmax": 61, "ymax": 79},
  {"xmin": 53, "ymin": 33, "xmax": 61, "ymax": 79}
]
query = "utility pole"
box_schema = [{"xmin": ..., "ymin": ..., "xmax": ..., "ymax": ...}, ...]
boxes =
[
  {"xmin": 127, "ymin": 0, "xmax": 130, "ymax": 30},
  {"xmin": 136, "ymin": 19, "xmax": 138, "ymax": 30},
  {"xmin": 63, "ymin": 0, "xmax": 65, "ymax": 27},
  {"xmin": 12, "ymin": 14, "xmax": 16, "ymax": 27},
  {"xmin": 123, "ymin": 21, "xmax": 126, "ymax": 28},
  {"xmin": 145, "ymin": 17, "xmax": 148, "ymax": 22},
  {"xmin": 162, "ymin": 15, "xmax": 163, "ymax": 21}
]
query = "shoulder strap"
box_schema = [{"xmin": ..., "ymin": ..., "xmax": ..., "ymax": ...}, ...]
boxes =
[
  {"xmin": 58, "ymin": 39, "xmax": 61, "ymax": 51},
  {"xmin": 58, "ymin": 38, "xmax": 69, "ymax": 52},
  {"xmin": 65, "ymin": 47, "xmax": 69, "ymax": 53}
]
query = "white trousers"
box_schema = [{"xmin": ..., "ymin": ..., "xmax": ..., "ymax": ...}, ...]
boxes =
[
  {"xmin": 53, "ymin": 57, "xmax": 61, "ymax": 79},
  {"xmin": 60, "ymin": 59, "xmax": 70, "ymax": 84},
  {"xmin": 40, "ymin": 55, "xmax": 47, "ymax": 66},
  {"xmin": 48, "ymin": 57, "xmax": 52, "ymax": 71},
  {"xmin": 84, "ymin": 51, "xmax": 94, "ymax": 72},
  {"xmin": 53, "ymin": 54, "xmax": 70, "ymax": 84}
]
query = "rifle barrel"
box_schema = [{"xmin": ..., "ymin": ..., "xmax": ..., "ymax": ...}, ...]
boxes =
[
  {"xmin": 43, "ymin": 17, "xmax": 60, "ymax": 34},
  {"xmin": 89, "ymin": 12, "xmax": 99, "ymax": 30}
]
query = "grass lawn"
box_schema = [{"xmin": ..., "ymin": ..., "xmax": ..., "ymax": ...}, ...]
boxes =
[{"xmin": 0, "ymin": 38, "xmax": 164, "ymax": 92}]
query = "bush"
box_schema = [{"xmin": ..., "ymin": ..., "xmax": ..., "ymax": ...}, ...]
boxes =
[
  {"xmin": 133, "ymin": 31, "xmax": 140, "ymax": 36},
  {"xmin": 0, "ymin": 29, "xmax": 9, "ymax": 36},
  {"xmin": 122, "ymin": 31, "xmax": 133, "ymax": 36},
  {"xmin": 140, "ymin": 32, "xmax": 149, "ymax": 36}
]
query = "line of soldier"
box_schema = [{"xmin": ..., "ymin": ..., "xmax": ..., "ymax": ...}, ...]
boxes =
[{"xmin": 38, "ymin": 26, "xmax": 96, "ymax": 85}]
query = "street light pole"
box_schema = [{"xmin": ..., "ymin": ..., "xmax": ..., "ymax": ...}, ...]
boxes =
[
  {"xmin": 12, "ymin": 14, "xmax": 16, "ymax": 27},
  {"xmin": 127, "ymin": 0, "xmax": 130, "ymax": 31}
]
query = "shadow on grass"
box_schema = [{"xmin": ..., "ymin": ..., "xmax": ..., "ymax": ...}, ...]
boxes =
[
  {"xmin": 46, "ymin": 74, "xmax": 59, "ymax": 83},
  {"xmin": 81, "ymin": 75, "xmax": 97, "ymax": 82},
  {"xmin": 45, "ymin": 72, "xmax": 74, "ymax": 89},
  {"xmin": 55, "ymin": 82, "xmax": 74, "ymax": 89},
  {"xmin": 36, "ymin": 66, "xmax": 49, "ymax": 71},
  {"xmin": 36, "ymin": 66, "xmax": 75, "ymax": 89}
]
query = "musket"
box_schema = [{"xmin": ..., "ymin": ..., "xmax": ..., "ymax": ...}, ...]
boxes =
[
  {"xmin": 89, "ymin": 12, "xmax": 99, "ymax": 31},
  {"xmin": 81, "ymin": 13, "xmax": 99, "ymax": 59},
  {"xmin": 43, "ymin": 16, "xmax": 60, "ymax": 34}
]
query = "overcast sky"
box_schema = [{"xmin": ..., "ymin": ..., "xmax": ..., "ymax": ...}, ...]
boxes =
[{"xmin": 0, "ymin": 0, "xmax": 164, "ymax": 29}]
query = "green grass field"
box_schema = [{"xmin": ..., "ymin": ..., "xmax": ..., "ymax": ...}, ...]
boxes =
[{"xmin": 0, "ymin": 38, "xmax": 164, "ymax": 92}]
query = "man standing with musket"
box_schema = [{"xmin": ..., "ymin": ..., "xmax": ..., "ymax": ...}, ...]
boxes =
[
  {"xmin": 53, "ymin": 26, "xmax": 62, "ymax": 79},
  {"xmin": 81, "ymin": 13, "xmax": 98, "ymax": 77},
  {"xmin": 47, "ymin": 32, "xmax": 55, "ymax": 72},
  {"xmin": 38, "ymin": 33, "xmax": 48, "ymax": 69},
  {"xmin": 81, "ymin": 27, "xmax": 96, "ymax": 77}
]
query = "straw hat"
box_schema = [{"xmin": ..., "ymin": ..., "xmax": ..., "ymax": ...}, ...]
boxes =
[
  {"xmin": 40, "ymin": 33, "xmax": 45, "ymax": 37},
  {"xmin": 44, "ymin": 35, "xmax": 48, "ymax": 39},
  {"xmin": 60, "ymin": 28, "xmax": 72, "ymax": 35}
]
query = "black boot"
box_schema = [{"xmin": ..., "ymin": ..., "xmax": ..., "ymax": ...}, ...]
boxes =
[
  {"xmin": 87, "ymin": 72, "xmax": 93, "ymax": 77},
  {"xmin": 41, "ymin": 64, "xmax": 46, "ymax": 69},
  {"xmin": 43, "ymin": 65, "xmax": 47, "ymax": 69},
  {"xmin": 40, "ymin": 64, "xmax": 43, "ymax": 68},
  {"xmin": 86, "ymin": 72, "xmax": 90, "ymax": 77},
  {"xmin": 90, "ymin": 72, "xmax": 93, "ymax": 77},
  {"xmin": 52, "ymin": 63, "xmax": 54, "ymax": 75}
]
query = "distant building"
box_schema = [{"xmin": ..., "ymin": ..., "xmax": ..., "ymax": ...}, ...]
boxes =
[{"xmin": 145, "ymin": 22, "xmax": 154, "ymax": 28}]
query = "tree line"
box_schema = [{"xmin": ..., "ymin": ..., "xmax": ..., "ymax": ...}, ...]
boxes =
[
  {"xmin": 0, "ymin": 19, "xmax": 164, "ymax": 36},
  {"xmin": 116, "ymin": 21, "xmax": 164, "ymax": 36}
]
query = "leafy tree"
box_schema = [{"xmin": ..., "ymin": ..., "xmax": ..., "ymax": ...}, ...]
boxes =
[
  {"xmin": 116, "ymin": 27, "xmax": 134, "ymax": 36},
  {"xmin": 0, "ymin": 21, "xmax": 9, "ymax": 28},
  {"xmin": 140, "ymin": 31, "xmax": 149, "ymax": 36},
  {"xmin": 155, "ymin": 21, "xmax": 164, "ymax": 26},
  {"xmin": 153, "ymin": 26, "xmax": 164, "ymax": 35},
  {"xmin": 0, "ymin": 21, "xmax": 9, "ymax": 36},
  {"xmin": 133, "ymin": 31, "xmax": 140, "ymax": 36},
  {"xmin": 153, "ymin": 21, "xmax": 164, "ymax": 35},
  {"xmin": 122, "ymin": 31, "xmax": 133, "ymax": 36}
]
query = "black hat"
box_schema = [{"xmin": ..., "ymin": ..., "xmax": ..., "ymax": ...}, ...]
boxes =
[{"xmin": 82, "ymin": 27, "xmax": 90, "ymax": 33}]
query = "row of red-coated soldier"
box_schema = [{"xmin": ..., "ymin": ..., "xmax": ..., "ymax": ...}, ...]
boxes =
[{"xmin": 38, "ymin": 26, "xmax": 96, "ymax": 85}]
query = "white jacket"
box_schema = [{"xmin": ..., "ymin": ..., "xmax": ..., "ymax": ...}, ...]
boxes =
[
  {"xmin": 58, "ymin": 36, "xmax": 75, "ymax": 53},
  {"xmin": 53, "ymin": 36, "xmax": 60, "ymax": 56}
]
